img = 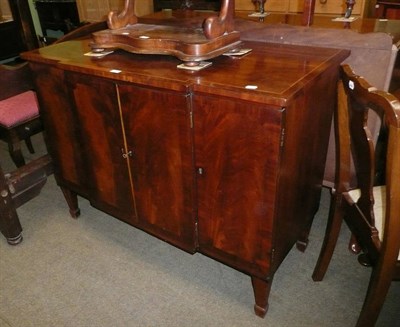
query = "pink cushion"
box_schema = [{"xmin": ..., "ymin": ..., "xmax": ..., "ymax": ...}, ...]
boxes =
[{"xmin": 0, "ymin": 91, "xmax": 39, "ymax": 128}]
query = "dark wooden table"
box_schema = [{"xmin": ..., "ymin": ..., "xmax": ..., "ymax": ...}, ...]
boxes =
[{"xmin": 235, "ymin": 11, "xmax": 400, "ymax": 44}]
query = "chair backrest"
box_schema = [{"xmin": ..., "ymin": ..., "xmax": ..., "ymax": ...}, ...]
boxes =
[
  {"xmin": 339, "ymin": 64, "xmax": 400, "ymax": 262},
  {"xmin": 0, "ymin": 63, "xmax": 34, "ymax": 100}
]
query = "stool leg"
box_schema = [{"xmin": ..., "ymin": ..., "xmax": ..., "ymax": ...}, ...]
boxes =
[
  {"xmin": 7, "ymin": 131, "xmax": 25, "ymax": 167},
  {"xmin": 25, "ymin": 137, "xmax": 35, "ymax": 154},
  {"xmin": 8, "ymin": 143, "xmax": 25, "ymax": 168}
]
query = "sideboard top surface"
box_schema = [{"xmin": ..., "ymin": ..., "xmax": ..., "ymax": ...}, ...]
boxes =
[{"xmin": 22, "ymin": 39, "xmax": 349, "ymax": 105}]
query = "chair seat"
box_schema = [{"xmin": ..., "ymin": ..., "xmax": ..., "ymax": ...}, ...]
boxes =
[
  {"xmin": 348, "ymin": 186, "xmax": 400, "ymax": 260},
  {"xmin": 0, "ymin": 91, "xmax": 39, "ymax": 128}
]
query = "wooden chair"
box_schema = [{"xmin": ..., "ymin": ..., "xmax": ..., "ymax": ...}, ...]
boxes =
[
  {"xmin": 0, "ymin": 62, "xmax": 43, "ymax": 167},
  {"xmin": 312, "ymin": 64, "xmax": 400, "ymax": 327},
  {"xmin": 0, "ymin": 154, "xmax": 53, "ymax": 244}
]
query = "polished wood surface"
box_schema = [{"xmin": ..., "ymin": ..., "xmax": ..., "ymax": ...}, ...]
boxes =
[{"xmin": 21, "ymin": 38, "xmax": 348, "ymax": 317}]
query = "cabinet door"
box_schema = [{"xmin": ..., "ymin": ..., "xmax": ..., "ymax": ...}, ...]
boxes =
[
  {"xmin": 67, "ymin": 73, "xmax": 136, "ymax": 224},
  {"xmin": 118, "ymin": 84, "xmax": 196, "ymax": 252},
  {"xmin": 194, "ymin": 94, "xmax": 284, "ymax": 277}
]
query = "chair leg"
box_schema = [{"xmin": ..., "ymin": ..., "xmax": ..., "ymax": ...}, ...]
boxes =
[
  {"xmin": 25, "ymin": 137, "xmax": 35, "ymax": 154},
  {"xmin": 356, "ymin": 223, "xmax": 400, "ymax": 326},
  {"xmin": 312, "ymin": 191, "xmax": 344, "ymax": 281},
  {"xmin": 356, "ymin": 264, "xmax": 394, "ymax": 326},
  {"xmin": 349, "ymin": 233, "xmax": 361, "ymax": 254}
]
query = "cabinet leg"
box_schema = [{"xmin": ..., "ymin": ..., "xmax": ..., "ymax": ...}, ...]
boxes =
[
  {"xmin": 296, "ymin": 238, "xmax": 309, "ymax": 252},
  {"xmin": 296, "ymin": 216, "xmax": 314, "ymax": 252},
  {"xmin": 297, "ymin": 186, "xmax": 324, "ymax": 252},
  {"xmin": 296, "ymin": 221, "xmax": 311, "ymax": 252},
  {"xmin": 251, "ymin": 276, "xmax": 273, "ymax": 318},
  {"xmin": 60, "ymin": 187, "xmax": 80, "ymax": 218}
]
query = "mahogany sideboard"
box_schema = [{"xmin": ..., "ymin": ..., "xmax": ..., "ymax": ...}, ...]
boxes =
[{"xmin": 20, "ymin": 39, "xmax": 349, "ymax": 317}]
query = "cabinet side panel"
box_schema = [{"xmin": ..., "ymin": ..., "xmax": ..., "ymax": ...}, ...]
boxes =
[
  {"xmin": 272, "ymin": 68, "xmax": 337, "ymax": 272},
  {"xmin": 194, "ymin": 95, "xmax": 284, "ymax": 277},
  {"xmin": 119, "ymin": 85, "xmax": 196, "ymax": 252}
]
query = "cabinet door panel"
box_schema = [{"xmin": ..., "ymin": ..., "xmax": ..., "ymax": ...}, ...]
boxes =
[
  {"xmin": 31, "ymin": 65, "xmax": 87, "ymax": 192},
  {"xmin": 118, "ymin": 85, "xmax": 196, "ymax": 252},
  {"xmin": 194, "ymin": 95, "xmax": 284, "ymax": 277},
  {"xmin": 67, "ymin": 73, "xmax": 136, "ymax": 223}
]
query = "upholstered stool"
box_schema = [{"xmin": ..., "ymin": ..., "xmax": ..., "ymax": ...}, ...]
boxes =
[{"xmin": 0, "ymin": 90, "xmax": 43, "ymax": 167}]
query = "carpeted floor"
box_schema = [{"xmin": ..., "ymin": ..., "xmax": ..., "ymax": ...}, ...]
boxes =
[{"xmin": 0, "ymin": 134, "xmax": 399, "ymax": 327}]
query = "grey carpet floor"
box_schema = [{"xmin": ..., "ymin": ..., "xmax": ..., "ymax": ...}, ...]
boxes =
[{"xmin": 0, "ymin": 134, "xmax": 399, "ymax": 327}]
